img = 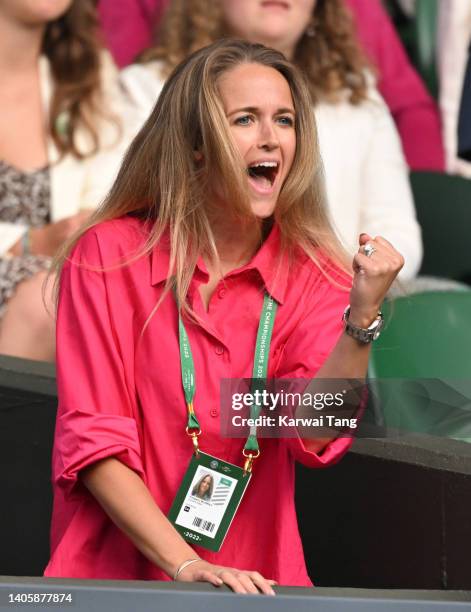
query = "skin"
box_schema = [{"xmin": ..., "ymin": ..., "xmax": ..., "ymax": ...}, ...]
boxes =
[
  {"xmin": 0, "ymin": 0, "xmax": 72, "ymax": 26},
  {"xmin": 200, "ymin": 63, "xmax": 296, "ymax": 310},
  {"xmin": 82, "ymin": 64, "xmax": 404, "ymax": 595},
  {"xmin": 221, "ymin": 0, "xmax": 316, "ymax": 60},
  {"xmin": 0, "ymin": 0, "xmax": 91, "ymax": 361}
]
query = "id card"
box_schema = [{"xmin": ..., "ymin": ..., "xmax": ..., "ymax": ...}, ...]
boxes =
[{"xmin": 168, "ymin": 451, "xmax": 251, "ymax": 552}]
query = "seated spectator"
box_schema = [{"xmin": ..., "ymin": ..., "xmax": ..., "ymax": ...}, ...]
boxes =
[
  {"xmin": 438, "ymin": 0, "xmax": 471, "ymax": 177},
  {"xmin": 120, "ymin": 0, "xmax": 423, "ymax": 280},
  {"xmin": 345, "ymin": 0, "xmax": 445, "ymax": 171},
  {"xmin": 0, "ymin": 0, "xmax": 127, "ymax": 362}
]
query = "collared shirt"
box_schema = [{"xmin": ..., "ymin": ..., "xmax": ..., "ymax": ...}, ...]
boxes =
[{"xmin": 45, "ymin": 215, "xmax": 352, "ymax": 586}]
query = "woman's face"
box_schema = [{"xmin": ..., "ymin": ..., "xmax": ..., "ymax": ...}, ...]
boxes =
[
  {"xmin": 217, "ymin": 62, "xmax": 296, "ymax": 219},
  {"xmin": 221, "ymin": 0, "xmax": 316, "ymax": 59},
  {"xmin": 0, "ymin": 0, "xmax": 72, "ymax": 26},
  {"xmin": 199, "ymin": 476, "xmax": 211, "ymax": 494}
]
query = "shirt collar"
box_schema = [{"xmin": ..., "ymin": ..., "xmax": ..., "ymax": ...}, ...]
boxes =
[{"xmin": 150, "ymin": 223, "xmax": 289, "ymax": 304}]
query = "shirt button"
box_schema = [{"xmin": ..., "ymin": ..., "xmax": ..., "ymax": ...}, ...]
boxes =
[
  {"xmin": 210, "ymin": 408, "xmax": 219, "ymax": 417},
  {"xmin": 218, "ymin": 288, "xmax": 227, "ymax": 299},
  {"xmin": 215, "ymin": 345, "xmax": 224, "ymax": 355}
]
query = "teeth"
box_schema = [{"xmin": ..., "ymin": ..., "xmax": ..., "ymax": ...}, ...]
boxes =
[{"xmin": 249, "ymin": 161, "xmax": 278, "ymax": 168}]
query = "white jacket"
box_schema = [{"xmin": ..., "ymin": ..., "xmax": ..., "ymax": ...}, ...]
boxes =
[
  {"xmin": 437, "ymin": 0, "xmax": 471, "ymax": 177},
  {"xmin": 121, "ymin": 61, "xmax": 423, "ymax": 279},
  {"xmin": 0, "ymin": 53, "xmax": 128, "ymax": 255}
]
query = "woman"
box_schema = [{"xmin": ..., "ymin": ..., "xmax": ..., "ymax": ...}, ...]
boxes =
[
  {"xmin": 45, "ymin": 40, "xmax": 403, "ymax": 592},
  {"xmin": 192, "ymin": 474, "xmax": 214, "ymax": 501},
  {"xmin": 0, "ymin": 0, "xmax": 127, "ymax": 361},
  {"xmin": 120, "ymin": 0, "xmax": 422, "ymax": 281}
]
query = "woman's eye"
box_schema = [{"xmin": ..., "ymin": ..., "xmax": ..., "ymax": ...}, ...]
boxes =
[
  {"xmin": 235, "ymin": 115, "xmax": 252, "ymax": 125},
  {"xmin": 277, "ymin": 116, "xmax": 294, "ymax": 126}
]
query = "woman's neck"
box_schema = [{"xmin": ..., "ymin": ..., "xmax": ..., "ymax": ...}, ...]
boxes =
[
  {"xmin": 210, "ymin": 215, "xmax": 263, "ymax": 275},
  {"xmin": 0, "ymin": 12, "xmax": 44, "ymax": 75}
]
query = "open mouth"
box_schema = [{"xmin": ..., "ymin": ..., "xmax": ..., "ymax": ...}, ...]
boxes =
[{"xmin": 246, "ymin": 161, "xmax": 279, "ymax": 189}]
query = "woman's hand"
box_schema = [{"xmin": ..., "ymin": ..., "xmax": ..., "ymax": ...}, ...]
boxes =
[
  {"xmin": 349, "ymin": 233, "xmax": 404, "ymax": 326},
  {"xmin": 30, "ymin": 210, "xmax": 91, "ymax": 257},
  {"xmin": 176, "ymin": 559, "xmax": 277, "ymax": 595}
]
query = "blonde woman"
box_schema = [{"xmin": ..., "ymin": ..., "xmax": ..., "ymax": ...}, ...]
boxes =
[
  {"xmin": 121, "ymin": 0, "xmax": 422, "ymax": 281},
  {"xmin": 45, "ymin": 40, "xmax": 403, "ymax": 592},
  {"xmin": 0, "ymin": 0, "xmax": 126, "ymax": 361}
]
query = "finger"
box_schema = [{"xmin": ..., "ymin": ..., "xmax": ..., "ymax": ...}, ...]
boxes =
[
  {"xmin": 358, "ymin": 232, "xmax": 372, "ymax": 246},
  {"xmin": 373, "ymin": 236, "xmax": 400, "ymax": 255},
  {"xmin": 218, "ymin": 570, "xmax": 249, "ymax": 594},
  {"xmin": 359, "ymin": 239, "xmax": 386, "ymax": 257},
  {"xmin": 237, "ymin": 573, "xmax": 260, "ymax": 595},
  {"xmin": 373, "ymin": 237, "xmax": 405, "ymax": 268},
  {"xmin": 195, "ymin": 570, "xmax": 223, "ymax": 587},
  {"xmin": 353, "ymin": 252, "xmax": 373, "ymax": 275},
  {"xmin": 248, "ymin": 571, "xmax": 276, "ymax": 596}
]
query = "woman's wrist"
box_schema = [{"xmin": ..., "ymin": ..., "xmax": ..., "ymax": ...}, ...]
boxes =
[
  {"xmin": 347, "ymin": 306, "xmax": 381, "ymax": 328},
  {"xmin": 173, "ymin": 557, "xmax": 203, "ymax": 580}
]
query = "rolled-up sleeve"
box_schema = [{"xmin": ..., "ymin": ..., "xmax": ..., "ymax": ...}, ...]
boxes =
[
  {"xmin": 53, "ymin": 230, "xmax": 143, "ymax": 497},
  {"xmin": 275, "ymin": 272, "xmax": 355, "ymax": 468}
]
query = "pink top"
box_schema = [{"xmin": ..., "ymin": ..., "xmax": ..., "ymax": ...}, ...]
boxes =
[
  {"xmin": 97, "ymin": 0, "xmax": 167, "ymax": 67},
  {"xmin": 44, "ymin": 216, "xmax": 352, "ymax": 586}
]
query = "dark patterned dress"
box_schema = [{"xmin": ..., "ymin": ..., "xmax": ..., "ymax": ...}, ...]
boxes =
[{"xmin": 0, "ymin": 161, "xmax": 51, "ymax": 318}]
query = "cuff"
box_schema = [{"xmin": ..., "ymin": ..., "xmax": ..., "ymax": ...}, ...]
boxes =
[
  {"xmin": 53, "ymin": 409, "xmax": 144, "ymax": 499},
  {"xmin": 288, "ymin": 434, "xmax": 354, "ymax": 468}
]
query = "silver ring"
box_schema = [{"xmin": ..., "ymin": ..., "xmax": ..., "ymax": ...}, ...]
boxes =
[{"xmin": 363, "ymin": 243, "xmax": 376, "ymax": 258}]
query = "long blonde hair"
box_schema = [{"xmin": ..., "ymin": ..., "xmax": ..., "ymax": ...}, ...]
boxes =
[
  {"xmin": 55, "ymin": 40, "xmax": 350, "ymax": 318},
  {"xmin": 141, "ymin": 0, "xmax": 370, "ymax": 105}
]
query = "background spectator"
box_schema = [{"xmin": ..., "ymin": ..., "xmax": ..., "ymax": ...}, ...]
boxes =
[
  {"xmin": 0, "ymin": 0, "xmax": 127, "ymax": 362},
  {"xmin": 346, "ymin": 0, "xmax": 445, "ymax": 171},
  {"xmin": 437, "ymin": 0, "xmax": 471, "ymax": 176},
  {"xmin": 98, "ymin": 0, "xmax": 444, "ymax": 172}
]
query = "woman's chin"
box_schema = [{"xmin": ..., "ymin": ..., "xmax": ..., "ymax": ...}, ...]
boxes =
[{"xmin": 250, "ymin": 200, "xmax": 277, "ymax": 219}]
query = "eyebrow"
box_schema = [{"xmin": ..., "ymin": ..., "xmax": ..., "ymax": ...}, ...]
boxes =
[{"xmin": 227, "ymin": 106, "xmax": 296, "ymax": 117}]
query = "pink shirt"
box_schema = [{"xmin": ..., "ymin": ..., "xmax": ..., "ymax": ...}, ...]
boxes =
[{"xmin": 44, "ymin": 216, "xmax": 352, "ymax": 586}]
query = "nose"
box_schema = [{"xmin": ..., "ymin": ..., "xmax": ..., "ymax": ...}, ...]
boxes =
[{"xmin": 257, "ymin": 119, "xmax": 279, "ymax": 151}]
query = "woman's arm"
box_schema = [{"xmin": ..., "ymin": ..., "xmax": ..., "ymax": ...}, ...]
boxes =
[
  {"xmin": 82, "ymin": 457, "xmax": 275, "ymax": 594},
  {"xmin": 7, "ymin": 212, "xmax": 91, "ymax": 257},
  {"xmin": 297, "ymin": 233, "xmax": 404, "ymax": 453},
  {"xmin": 81, "ymin": 457, "xmax": 204, "ymax": 578}
]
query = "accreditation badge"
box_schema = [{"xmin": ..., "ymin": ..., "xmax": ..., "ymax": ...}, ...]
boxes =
[{"xmin": 168, "ymin": 451, "xmax": 251, "ymax": 552}]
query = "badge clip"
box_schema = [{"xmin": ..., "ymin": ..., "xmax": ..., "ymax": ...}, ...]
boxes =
[
  {"xmin": 186, "ymin": 426, "xmax": 201, "ymax": 456},
  {"xmin": 242, "ymin": 449, "xmax": 260, "ymax": 476}
]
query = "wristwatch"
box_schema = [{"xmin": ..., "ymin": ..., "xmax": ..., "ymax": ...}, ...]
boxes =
[{"xmin": 342, "ymin": 305, "xmax": 384, "ymax": 344}]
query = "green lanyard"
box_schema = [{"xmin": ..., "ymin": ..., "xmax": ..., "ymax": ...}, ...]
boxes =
[{"xmin": 178, "ymin": 293, "xmax": 278, "ymax": 472}]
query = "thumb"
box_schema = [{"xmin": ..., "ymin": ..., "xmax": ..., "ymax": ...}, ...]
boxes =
[{"xmin": 358, "ymin": 232, "xmax": 372, "ymax": 247}]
